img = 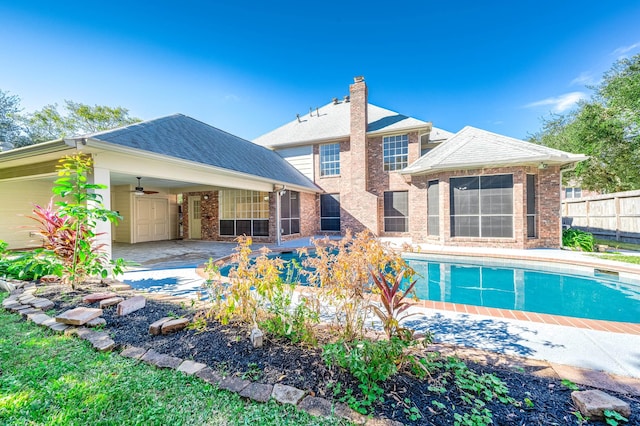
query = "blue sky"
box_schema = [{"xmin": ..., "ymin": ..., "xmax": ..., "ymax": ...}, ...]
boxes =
[{"xmin": 1, "ymin": 1, "xmax": 640, "ymax": 141}]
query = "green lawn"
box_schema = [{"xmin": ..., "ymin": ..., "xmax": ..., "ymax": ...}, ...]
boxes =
[
  {"xmin": 593, "ymin": 253, "xmax": 640, "ymax": 265},
  {"xmin": 595, "ymin": 238, "xmax": 640, "ymax": 252},
  {"xmin": 0, "ymin": 293, "xmax": 346, "ymax": 426}
]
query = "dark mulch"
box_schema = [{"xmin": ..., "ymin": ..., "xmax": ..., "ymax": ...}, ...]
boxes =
[{"xmin": 39, "ymin": 283, "xmax": 640, "ymax": 425}]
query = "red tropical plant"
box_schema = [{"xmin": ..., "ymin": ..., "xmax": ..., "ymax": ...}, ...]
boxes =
[{"xmin": 369, "ymin": 267, "xmax": 418, "ymax": 340}]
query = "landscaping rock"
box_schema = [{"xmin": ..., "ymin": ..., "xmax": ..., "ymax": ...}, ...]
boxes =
[
  {"xmin": 30, "ymin": 298, "xmax": 54, "ymax": 310},
  {"xmin": 335, "ymin": 402, "xmax": 367, "ymax": 424},
  {"xmin": 120, "ymin": 346, "xmax": 148, "ymax": 360},
  {"xmin": 0, "ymin": 279, "xmax": 15, "ymax": 292},
  {"xmin": 571, "ymin": 389, "xmax": 631, "ymax": 419},
  {"xmin": 250, "ymin": 327, "xmax": 264, "ymax": 348},
  {"xmin": 56, "ymin": 307, "xmax": 103, "ymax": 325},
  {"xmin": 28, "ymin": 313, "xmax": 52, "ymax": 325},
  {"xmin": 218, "ymin": 376, "xmax": 250, "ymax": 393},
  {"xmin": 364, "ymin": 418, "xmax": 404, "ymax": 426},
  {"xmin": 86, "ymin": 317, "xmax": 107, "ymax": 327},
  {"xmin": 42, "ymin": 318, "xmax": 70, "ymax": 333},
  {"xmin": 195, "ymin": 367, "xmax": 223, "ymax": 385},
  {"xmin": 297, "ymin": 396, "xmax": 334, "ymax": 418},
  {"xmin": 149, "ymin": 317, "xmax": 172, "ymax": 335},
  {"xmin": 99, "ymin": 297, "xmax": 124, "ymax": 308},
  {"xmin": 9, "ymin": 304, "xmax": 31, "ymax": 313},
  {"xmin": 239, "ymin": 382, "xmax": 273, "ymax": 403},
  {"xmin": 85, "ymin": 331, "xmax": 116, "ymax": 352},
  {"xmin": 140, "ymin": 349, "xmax": 182, "ymax": 369},
  {"xmin": 161, "ymin": 318, "xmax": 189, "ymax": 334},
  {"xmin": 18, "ymin": 308, "xmax": 42, "ymax": 318},
  {"xmin": 271, "ymin": 384, "xmax": 306, "ymax": 405},
  {"xmin": 177, "ymin": 360, "xmax": 207, "ymax": 375},
  {"xmin": 83, "ymin": 292, "xmax": 118, "ymax": 304},
  {"xmin": 71, "ymin": 327, "xmax": 94, "ymax": 339},
  {"xmin": 109, "ymin": 283, "xmax": 132, "ymax": 291},
  {"xmin": 116, "ymin": 296, "xmax": 145, "ymax": 316}
]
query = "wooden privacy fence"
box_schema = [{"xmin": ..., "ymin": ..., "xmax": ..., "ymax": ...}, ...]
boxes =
[{"xmin": 562, "ymin": 189, "xmax": 640, "ymax": 243}]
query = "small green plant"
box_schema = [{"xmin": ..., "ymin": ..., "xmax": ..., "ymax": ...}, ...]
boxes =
[
  {"xmin": 524, "ymin": 397, "xmax": 534, "ymax": 408},
  {"xmin": 562, "ymin": 228, "xmax": 595, "ymax": 252},
  {"xmin": 604, "ymin": 409, "xmax": 628, "ymax": 425},
  {"xmin": 241, "ymin": 362, "xmax": 262, "ymax": 381},
  {"xmin": 561, "ymin": 378, "xmax": 580, "ymax": 391},
  {"xmin": 572, "ymin": 410, "xmax": 590, "ymax": 424},
  {"xmin": 186, "ymin": 312, "xmax": 208, "ymax": 332},
  {"xmin": 402, "ymin": 398, "xmax": 422, "ymax": 421},
  {"xmin": 322, "ymin": 337, "xmax": 415, "ymax": 413}
]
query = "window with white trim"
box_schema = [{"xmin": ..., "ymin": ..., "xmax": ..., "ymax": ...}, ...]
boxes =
[
  {"xmin": 427, "ymin": 180, "xmax": 439, "ymax": 236},
  {"xmin": 219, "ymin": 189, "xmax": 270, "ymax": 236},
  {"xmin": 319, "ymin": 143, "xmax": 340, "ymax": 176},
  {"xmin": 383, "ymin": 134, "xmax": 408, "ymax": 171},
  {"xmin": 565, "ymin": 187, "xmax": 582, "ymax": 199}
]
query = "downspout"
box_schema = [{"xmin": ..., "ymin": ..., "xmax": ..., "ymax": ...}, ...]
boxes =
[
  {"xmin": 559, "ymin": 162, "xmax": 579, "ymax": 248},
  {"xmin": 274, "ymin": 185, "xmax": 286, "ymax": 246}
]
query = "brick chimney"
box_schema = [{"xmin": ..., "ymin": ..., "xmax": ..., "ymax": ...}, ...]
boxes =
[{"xmin": 349, "ymin": 76, "xmax": 368, "ymax": 192}]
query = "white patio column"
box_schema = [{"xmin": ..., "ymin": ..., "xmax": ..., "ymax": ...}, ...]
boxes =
[{"xmin": 89, "ymin": 165, "xmax": 112, "ymax": 259}]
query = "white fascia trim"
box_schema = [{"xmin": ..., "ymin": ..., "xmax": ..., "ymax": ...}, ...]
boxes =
[
  {"xmin": 400, "ymin": 155, "xmax": 589, "ymax": 175},
  {"xmin": 0, "ymin": 139, "xmax": 70, "ymax": 163},
  {"xmin": 367, "ymin": 123, "xmax": 433, "ymax": 137},
  {"xmin": 79, "ymin": 138, "xmax": 321, "ymax": 194}
]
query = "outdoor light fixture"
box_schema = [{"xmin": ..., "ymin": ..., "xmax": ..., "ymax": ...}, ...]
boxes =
[
  {"xmin": 203, "ymin": 195, "xmax": 209, "ymax": 200},
  {"xmin": 538, "ymin": 163, "xmax": 548, "ymax": 170}
]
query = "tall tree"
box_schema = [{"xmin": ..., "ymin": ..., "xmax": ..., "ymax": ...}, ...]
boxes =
[
  {"xmin": 16, "ymin": 101, "xmax": 141, "ymax": 148},
  {"xmin": 0, "ymin": 89, "xmax": 22, "ymax": 150},
  {"xmin": 531, "ymin": 54, "xmax": 640, "ymax": 193}
]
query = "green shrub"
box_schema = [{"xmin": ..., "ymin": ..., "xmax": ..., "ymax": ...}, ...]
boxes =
[
  {"xmin": 562, "ymin": 228, "xmax": 595, "ymax": 252},
  {"xmin": 0, "ymin": 240, "xmax": 62, "ymax": 281}
]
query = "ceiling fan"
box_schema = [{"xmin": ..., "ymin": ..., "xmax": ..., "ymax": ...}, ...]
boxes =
[{"xmin": 131, "ymin": 177, "xmax": 159, "ymax": 195}]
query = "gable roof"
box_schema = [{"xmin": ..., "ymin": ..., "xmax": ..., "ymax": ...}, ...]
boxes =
[
  {"xmin": 401, "ymin": 126, "xmax": 587, "ymax": 175},
  {"xmin": 253, "ymin": 101, "xmax": 431, "ymax": 148},
  {"xmin": 70, "ymin": 114, "xmax": 319, "ymax": 191}
]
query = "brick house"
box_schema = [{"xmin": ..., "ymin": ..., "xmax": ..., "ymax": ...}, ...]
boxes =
[{"xmin": 253, "ymin": 77, "xmax": 587, "ymax": 248}]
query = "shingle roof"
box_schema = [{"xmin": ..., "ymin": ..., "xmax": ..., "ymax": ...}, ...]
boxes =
[
  {"xmin": 402, "ymin": 126, "xmax": 587, "ymax": 175},
  {"xmin": 253, "ymin": 101, "xmax": 431, "ymax": 148},
  {"xmin": 75, "ymin": 114, "xmax": 318, "ymax": 191},
  {"xmin": 429, "ymin": 127, "xmax": 455, "ymax": 142}
]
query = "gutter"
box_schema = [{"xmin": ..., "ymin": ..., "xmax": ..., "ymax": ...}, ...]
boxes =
[{"xmin": 0, "ymin": 139, "xmax": 72, "ymax": 163}]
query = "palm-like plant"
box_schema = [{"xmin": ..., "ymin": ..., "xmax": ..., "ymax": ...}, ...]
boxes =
[{"xmin": 369, "ymin": 267, "xmax": 418, "ymax": 340}]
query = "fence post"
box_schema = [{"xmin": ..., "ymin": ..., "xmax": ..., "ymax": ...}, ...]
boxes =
[{"xmin": 615, "ymin": 196, "xmax": 621, "ymax": 242}]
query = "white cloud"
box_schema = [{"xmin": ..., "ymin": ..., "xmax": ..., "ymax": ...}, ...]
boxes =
[
  {"xmin": 224, "ymin": 94, "xmax": 240, "ymax": 102},
  {"xmin": 612, "ymin": 42, "xmax": 640, "ymax": 56},
  {"xmin": 524, "ymin": 92, "xmax": 587, "ymax": 113},
  {"xmin": 570, "ymin": 71, "xmax": 595, "ymax": 86}
]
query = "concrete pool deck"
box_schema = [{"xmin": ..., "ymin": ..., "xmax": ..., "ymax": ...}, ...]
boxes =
[{"xmin": 114, "ymin": 238, "xmax": 640, "ymax": 386}]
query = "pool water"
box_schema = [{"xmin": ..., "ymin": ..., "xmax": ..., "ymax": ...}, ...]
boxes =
[
  {"xmin": 218, "ymin": 251, "xmax": 640, "ymax": 324},
  {"xmin": 405, "ymin": 257, "xmax": 640, "ymax": 324}
]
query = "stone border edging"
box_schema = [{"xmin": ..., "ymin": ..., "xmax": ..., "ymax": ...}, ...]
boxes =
[{"xmin": 0, "ymin": 278, "xmax": 401, "ymax": 426}]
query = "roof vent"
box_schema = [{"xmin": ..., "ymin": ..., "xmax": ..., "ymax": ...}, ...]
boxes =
[
  {"xmin": 344, "ymin": 95, "xmax": 350, "ymax": 103},
  {"xmin": 353, "ymin": 76, "xmax": 365, "ymax": 83},
  {"xmin": 296, "ymin": 113, "xmax": 301, "ymax": 123},
  {"xmin": 332, "ymin": 97, "xmax": 338, "ymax": 105},
  {"xmin": 309, "ymin": 107, "xmax": 313, "ymax": 116}
]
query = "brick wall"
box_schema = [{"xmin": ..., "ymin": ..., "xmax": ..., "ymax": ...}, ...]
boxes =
[{"xmin": 409, "ymin": 166, "xmax": 563, "ymax": 249}]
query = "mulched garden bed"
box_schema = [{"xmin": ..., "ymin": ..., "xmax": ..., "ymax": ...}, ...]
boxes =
[{"xmin": 38, "ymin": 282, "xmax": 640, "ymax": 425}]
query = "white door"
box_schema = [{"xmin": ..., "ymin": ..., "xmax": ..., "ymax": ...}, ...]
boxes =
[
  {"xmin": 189, "ymin": 196, "xmax": 202, "ymax": 239},
  {"xmin": 135, "ymin": 197, "xmax": 170, "ymax": 243}
]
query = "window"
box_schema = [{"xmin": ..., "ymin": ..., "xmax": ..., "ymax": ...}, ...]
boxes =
[
  {"xmin": 219, "ymin": 189, "xmax": 270, "ymax": 236},
  {"xmin": 319, "ymin": 143, "xmax": 340, "ymax": 176},
  {"xmin": 526, "ymin": 175, "xmax": 537, "ymax": 238},
  {"xmin": 320, "ymin": 194, "xmax": 340, "ymax": 231},
  {"xmin": 383, "ymin": 134, "xmax": 408, "ymax": 171},
  {"xmin": 565, "ymin": 187, "xmax": 582, "ymax": 199},
  {"xmin": 450, "ymin": 174, "xmax": 513, "ymax": 238},
  {"xmin": 384, "ymin": 191, "xmax": 408, "ymax": 232},
  {"xmin": 427, "ymin": 180, "xmax": 439, "ymax": 236},
  {"xmin": 280, "ymin": 191, "xmax": 300, "ymax": 235}
]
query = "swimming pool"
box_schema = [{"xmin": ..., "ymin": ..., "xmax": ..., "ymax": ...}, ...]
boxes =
[{"xmin": 217, "ymin": 251, "xmax": 640, "ymax": 324}]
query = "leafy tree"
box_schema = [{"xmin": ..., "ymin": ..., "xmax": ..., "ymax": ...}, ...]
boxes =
[
  {"xmin": 531, "ymin": 54, "xmax": 640, "ymax": 193},
  {"xmin": 17, "ymin": 101, "xmax": 141, "ymax": 147},
  {"xmin": 0, "ymin": 89, "xmax": 22, "ymax": 150}
]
